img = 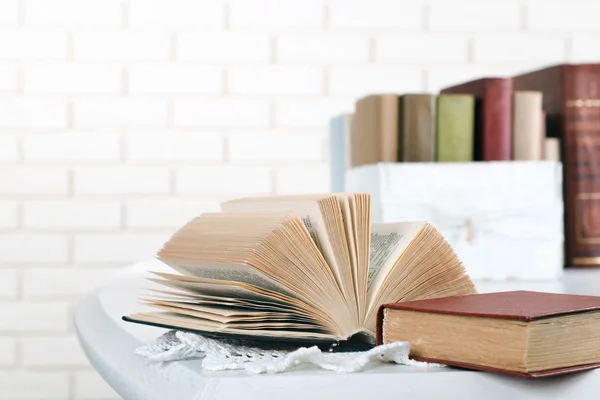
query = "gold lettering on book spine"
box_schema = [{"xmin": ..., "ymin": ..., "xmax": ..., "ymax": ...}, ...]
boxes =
[{"xmin": 566, "ymin": 99, "xmax": 600, "ymax": 107}]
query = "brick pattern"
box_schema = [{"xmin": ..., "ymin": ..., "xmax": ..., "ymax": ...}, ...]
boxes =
[{"xmin": 0, "ymin": 0, "xmax": 592, "ymax": 398}]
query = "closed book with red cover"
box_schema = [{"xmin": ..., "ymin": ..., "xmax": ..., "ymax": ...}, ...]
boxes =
[
  {"xmin": 441, "ymin": 78, "xmax": 512, "ymax": 161},
  {"xmin": 377, "ymin": 291, "xmax": 600, "ymax": 378},
  {"xmin": 513, "ymin": 64, "xmax": 600, "ymax": 268}
]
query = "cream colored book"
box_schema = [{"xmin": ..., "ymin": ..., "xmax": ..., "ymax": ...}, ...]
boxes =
[
  {"xmin": 544, "ymin": 137, "xmax": 561, "ymax": 161},
  {"xmin": 124, "ymin": 193, "xmax": 476, "ymax": 344},
  {"xmin": 513, "ymin": 91, "xmax": 544, "ymax": 160}
]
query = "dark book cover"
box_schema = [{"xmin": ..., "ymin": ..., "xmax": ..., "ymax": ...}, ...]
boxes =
[
  {"xmin": 441, "ymin": 78, "xmax": 512, "ymax": 161},
  {"xmin": 514, "ymin": 63, "xmax": 600, "ymax": 268}
]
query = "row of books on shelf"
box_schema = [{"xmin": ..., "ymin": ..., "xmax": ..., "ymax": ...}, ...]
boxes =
[
  {"xmin": 329, "ymin": 84, "xmax": 560, "ymax": 177},
  {"xmin": 330, "ymin": 62, "xmax": 600, "ymax": 269}
]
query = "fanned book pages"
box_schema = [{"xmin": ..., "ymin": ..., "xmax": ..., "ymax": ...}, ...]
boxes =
[{"xmin": 123, "ymin": 193, "xmax": 477, "ymax": 345}]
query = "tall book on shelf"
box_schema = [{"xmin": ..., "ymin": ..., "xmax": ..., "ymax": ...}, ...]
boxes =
[
  {"xmin": 440, "ymin": 78, "xmax": 513, "ymax": 161},
  {"xmin": 513, "ymin": 63, "xmax": 600, "ymax": 268},
  {"xmin": 350, "ymin": 94, "xmax": 400, "ymax": 167},
  {"xmin": 436, "ymin": 94, "xmax": 475, "ymax": 162},
  {"xmin": 401, "ymin": 94, "xmax": 437, "ymax": 162}
]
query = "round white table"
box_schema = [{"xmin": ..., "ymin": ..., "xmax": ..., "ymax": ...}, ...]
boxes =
[{"xmin": 75, "ymin": 260, "xmax": 600, "ymax": 400}]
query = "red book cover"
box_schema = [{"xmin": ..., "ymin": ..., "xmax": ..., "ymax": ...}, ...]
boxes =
[
  {"xmin": 441, "ymin": 78, "xmax": 512, "ymax": 161},
  {"xmin": 377, "ymin": 291, "xmax": 600, "ymax": 378},
  {"xmin": 513, "ymin": 63, "xmax": 600, "ymax": 268}
]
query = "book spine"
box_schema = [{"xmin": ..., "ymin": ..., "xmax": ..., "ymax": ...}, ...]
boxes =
[
  {"xmin": 402, "ymin": 94, "xmax": 436, "ymax": 162},
  {"xmin": 563, "ymin": 65, "xmax": 600, "ymax": 267},
  {"xmin": 544, "ymin": 137, "xmax": 560, "ymax": 161},
  {"xmin": 380, "ymin": 95, "xmax": 401, "ymax": 163},
  {"xmin": 436, "ymin": 94, "xmax": 475, "ymax": 162},
  {"xmin": 512, "ymin": 91, "xmax": 544, "ymax": 160},
  {"xmin": 329, "ymin": 115, "xmax": 345, "ymax": 192},
  {"xmin": 482, "ymin": 79, "xmax": 513, "ymax": 161}
]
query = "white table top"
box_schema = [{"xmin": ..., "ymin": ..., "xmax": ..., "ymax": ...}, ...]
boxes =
[{"xmin": 74, "ymin": 260, "xmax": 600, "ymax": 400}]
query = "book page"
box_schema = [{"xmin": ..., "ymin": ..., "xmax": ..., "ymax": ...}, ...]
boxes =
[
  {"xmin": 221, "ymin": 198, "xmax": 341, "ymax": 286},
  {"xmin": 161, "ymin": 260, "xmax": 298, "ymax": 299},
  {"xmin": 367, "ymin": 222, "xmax": 425, "ymax": 305}
]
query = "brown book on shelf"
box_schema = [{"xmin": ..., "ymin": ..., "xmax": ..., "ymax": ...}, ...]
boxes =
[
  {"xmin": 441, "ymin": 78, "xmax": 512, "ymax": 161},
  {"xmin": 377, "ymin": 291, "xmax": 600, "ymax": 379},
  {"xmin": 513, "ymin": 90, "xmax": 544, "ymax": 160},
  {"xmin": 401, "ymin": 94, "xmax": 436, "ymax": 162},
  {"xmin": 513, "ymin": 64, "xmax": 600, "ymax": 267},
  {"xmin": 123, "ymin": 193, "xmax": 476, "ymax": 345},
  {"xmin": 350, "ymin": 94, "xmax": 400, "ymax": 167}
]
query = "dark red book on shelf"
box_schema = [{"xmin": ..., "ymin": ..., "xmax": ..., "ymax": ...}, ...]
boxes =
[
  {"xmin": 513, "ymin": 64, "xmax": 600, "ymax": 268},
  {"xmin": 441, "ymin": 78, "xmax": 512, "ymax": 161},
  {"xmin": 377, "ymin": 290, "xmax": 600, "ymax": 379}
]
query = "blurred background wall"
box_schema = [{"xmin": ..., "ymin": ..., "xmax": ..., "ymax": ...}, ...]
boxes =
[{"xmin": 0, "ymin": 0, "xmax": 596, "ymax": 398}]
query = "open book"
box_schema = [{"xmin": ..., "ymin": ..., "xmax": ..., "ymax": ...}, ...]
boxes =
[{"xmin": 124, "ymin": 193, "xmax": 477, "ymax": 344}]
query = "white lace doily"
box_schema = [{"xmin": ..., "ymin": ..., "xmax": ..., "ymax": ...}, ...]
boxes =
[{"xmin": 134, "ymin": 331, "xmax": 444, "ymax": 374}]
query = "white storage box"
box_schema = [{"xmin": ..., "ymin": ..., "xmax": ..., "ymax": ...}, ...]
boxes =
[{"xmin": 345, "ymin": 161, "xmax": 564, "ymax": 281}]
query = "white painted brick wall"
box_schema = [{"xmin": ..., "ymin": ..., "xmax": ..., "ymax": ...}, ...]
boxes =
[
  {"xmin": 328, "ymin": 67, "xmax": 424, "ymax": 96},
  {"xmin": 228, "ymin": 66, "xmax": 323, "ymax": 95},
  {"xmin": 23, "ymin": 268, "xmax": 122, "ymax": 298},
  {"xmin": 0, "ymin": 234, "xmax": 69, "ymax": 263},
  {"xmin": 527, "ymin": 1, "xmax": 600, "ymax": 30},
  {"xmin": 24, "ymin": 64, "xmax": 122, "ymax": 94},
  {"xmin": 230, "ymin": 0, "xmax": 323, "ymax": 29},
  {"xmin": 74, "ymin": 166, "xmax": 170, "ymax": 195},
  {"xmin": 0, "ymin": 66, "xmax": 17, "ymax": 94},
  {"xmin": 74, "ymin": 32, "xmax": 170, "ymax": 61},
  {"xmin": 275, "ymin": 99, "xmax": 355, "ymax": 128},
  {"xmin": 74, "ymin": 233, "xmax": 169, "ymax": 263},
  {"xmin": 428, "ymin": 1, "xmax": 521, "ymax": 31},
  {"xmin": 228, "ymin": 133, "xmax": 324, "ymax": 162},
  {"xmin": 25, "ymin": 0, "xmax": 122, "ymax": 27},
  {"xmin": 0, "ymin": 167, "xmax": 69, "ymax": 195},
  {"xmin": 128, "ymin": 65, "xmax": 223, "ymax": 94},
  {"xmin": 177, "ymin": 33, "xmax": 271, "ymax": 62},
  {"xmin": 375, "ymin": 35, "xmax": 469, "ymax": 62},
  {"xmin": 22, "ymin": 336, "xmax": 89, "ymax": 367},
  {"xmin": 571, "ymin": 35, "xmax": 600, "ymax": 62},
  {"xmin": 0, "ymin": 0, "xmax": 18, "ymax": 26},
  {"xmin": 0, "ymin": 302, "xmax": 70, "ymax": 332},
  {"xmin": 0, "ymin": 372, "xmax": 70, "ymax": 400},
  {"xmin": 23, "ymin": 200, "xmax": 121, "ymax": 231},
  {"xmin": 0, "ymin": 32, "xmax": 67, "ymax": 60},
  {"xmin": 126, "ymin": 199, "xmax": 221, "ymax": 229},
  {"xmin": 0, "ymin": 98, "xmax": 67, "ymax": 127},
  {"xmin": 0, "ymin": 201, "xmax": 18, "ymax": 229},
  {"xmin": 277, "ymin": 34, "xmax": 369, "ymax": 63},
  {"xmin": 174, "ymin": 99, "xmax": 270, "ymax": 127},
  {"xmin": 473, "ymin": 35, "xmax": 567, "ymax": 62},
  {"xmin": 128, "ymin": 0, "xmax": 224, "ymax": 27},
  {"xmin": 330, "ymin": 0, "xmax": 422, "ymax": 29},
  {"xmin": 0, "ymin": 134, "xmax": 18, "ymax": 163},
  {"xmin": 0, "ymin": 339, "xmax": 16, "ymax": 366},
  {"xmin": 0, "ymin": 270, "xmax": 18, "ymax": 299},
  {"xmin": 126, "ymin": 133, "xmax": 224, "ymax": 162},
  {"xmin": 275, "ymin": 165, "xmax": 330, "ymax": 194},
  {"xmin": 73, "ymin": 98, "xmax": 168, "ymax": 128},
  {"xmin": 176, "ymin": 166, "xmax": 272, "ymax": 195},
  {"xmin": 23, "ymin": 133, "xmax": 121, "ymax": 162},
  {"xmin": 0, "ymin": 1, "xmax": 595, "ymax": 398}
]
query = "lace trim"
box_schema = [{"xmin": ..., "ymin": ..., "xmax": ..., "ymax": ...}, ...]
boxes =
[{"xmin": 135, "ymin": 331, "xmax": 444, "ymax": 374}]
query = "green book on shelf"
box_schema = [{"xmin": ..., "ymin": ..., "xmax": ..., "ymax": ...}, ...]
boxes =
[{"xmin": 436, "ymin": 94, "xmax": 475, "ymax": 162}]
